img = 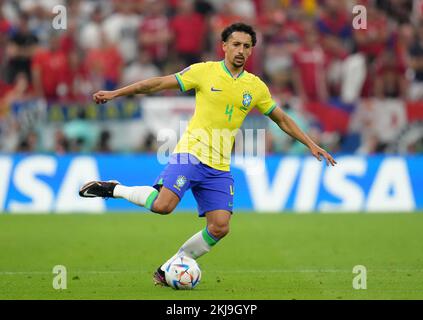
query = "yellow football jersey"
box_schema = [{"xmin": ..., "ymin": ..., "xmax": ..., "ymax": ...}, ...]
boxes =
[{"xmin": 173, "ymin": 61, "xmax": 277, "ymax": 171}]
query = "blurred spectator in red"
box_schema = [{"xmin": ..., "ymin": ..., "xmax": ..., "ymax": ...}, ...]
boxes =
[
  {"xmin": 353, "ymin": 4, "xmax": 391, "ymax": 98},
  {"xmin": 316, "ymin": 0, "xmax": 351, "ymax": 97},
  {"xmin": 256, "ymin": 0, "xmax": 286, "ymax": 42},
  {"xmin": 31, "ymin": 35, "xmax": 71, "ymax": 101},
  {"xmin": 67, "ymin": 50, "xmax": 92, "ymax": 101},
  {"xmin": 374, "ymin": 54, "xmax": 407, "ymax": 99},
  {"xmin": 317, "ymin": 0, "xmax": 351, "ymax": 41},
  {"xmin": 4, "ymin": 13, "xmax": 38, "ymax": 85},
  {"xmin": 85, "ymin": 31, "xmax": 123, "ymax": 91},
  {"xmin": 353, "ymin": 4, "xmax": 390, "ymax": 62},
  {"xmin": 139, "ymin": 0, "xmax": 171, "ymax": 69},
  {"xmin": 0, "ymin": 9, "xmax": 12, "ymax": 71},
  {"xmin": 409, "ymin": 21, "xmax": 423, "ymax": 101},
  {"xmin": 292, "ymin": 23, "xmax": 328, "ymax": 103},
  {"xmin": 170, "ymin": 0, "xmax": 206, "ymax": 66}
]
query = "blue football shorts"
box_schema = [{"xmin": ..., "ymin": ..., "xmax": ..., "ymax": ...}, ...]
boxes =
[{"xmin": 153, "ymin": 153, "xmax": 234, "ymax": 217}]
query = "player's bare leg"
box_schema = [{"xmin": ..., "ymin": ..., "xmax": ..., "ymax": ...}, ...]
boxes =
[
  {"xmin": 150, "ymin": 187, "xmax": 180, "ymax": 215},
  {"xmin": 155, "ymin": 209, "xmax": 231, "ymax": 286}
]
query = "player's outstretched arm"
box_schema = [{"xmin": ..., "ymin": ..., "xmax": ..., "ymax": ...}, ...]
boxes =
[
  {"xmin": 92, "ymin": 75, "xmax": 180, "ymax": 104},
  {"xmin": 268, "ymin": 106, "xmax": 337, "ymax": 166}
]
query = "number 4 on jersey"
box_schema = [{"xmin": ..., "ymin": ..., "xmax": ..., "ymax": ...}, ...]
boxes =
[{"xmin": 225, "ymin": 104, "xmax": 234, "ymax": 122}]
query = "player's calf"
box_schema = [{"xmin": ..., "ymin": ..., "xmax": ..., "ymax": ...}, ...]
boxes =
[
  {"xmin": 151, "ymin": 200, "xmax": 177, "ymax": 215},
  {"xmin": 150, "ymin": 187, "xmax": 180, "ymax": 214}
]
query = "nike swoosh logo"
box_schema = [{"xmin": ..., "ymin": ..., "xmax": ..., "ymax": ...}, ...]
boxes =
[
  {"xmin": 211, "ymin": 87, "xmax": 223, "ymax": 92},
  {"xmin": 82, "ymin": 190, "xmax": 97, "ymax": 197}
]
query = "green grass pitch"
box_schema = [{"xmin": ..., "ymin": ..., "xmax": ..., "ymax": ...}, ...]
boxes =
[{"xmin": 0, "ymin": 213, "xmax": 422, "ymax": 300}]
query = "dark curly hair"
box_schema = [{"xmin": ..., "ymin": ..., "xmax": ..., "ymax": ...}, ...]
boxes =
[{"xmin": 221, "ymin": 23, "xmax": 257, "ymax": 47}]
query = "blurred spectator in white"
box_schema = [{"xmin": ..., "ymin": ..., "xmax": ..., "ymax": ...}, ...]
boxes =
[
  {"xmin": 0, "ymin": 0, "xmax": 19, "ymax": 25},
  {"xmin": 340, "ymin": 53, "xmax": 367, "ymax": 103},
  {"xmin": 139, "ymin": 0, "xmax": 171, "ymax": 69},
  {"xmin": 292, "ymin": 23, "xmax": 328, "ymax": 103},
  {"xmin": 102, "ymin": 0, "xmax": 140, "ymax": 64},
  {"xmin": 79, "ymin": 5, "xmax": 103, "ymax": 50},
  {"xmin": 350, "ymin": 99, "xmax": 408, "ymax": 154},
  {"xmin": 409, "ymin": 21, "xmax": 423, "ymax": 101},
  {"xmin": 4, "ymin": 13, "xmax": 39, "ymax": 85},
  {"xmin": 20, "ymin": 0, "xmax": 64, "ymax": 45},
  {"xmin": 170, "ymin": 0, "xmax": 207, "ymax": 66},
  {"xmin": 84, "ymin": 31, "xmax": 123, "ymax": 91},
  {"xmin": 122, "ymin": 50, "xmax": 161, "ymax": 86},
  {"xmin": 212, "ymin": 0, "xmax": 256, "ymax": 20}
]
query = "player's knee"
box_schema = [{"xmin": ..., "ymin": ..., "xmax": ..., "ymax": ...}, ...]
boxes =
[
  {"xmin": 208, "ymin": 223, "xmax": 230, "ymax": 239},
  {"xmin": 152, "ymin": 201, "xmax": 174, "ymax": 215}
]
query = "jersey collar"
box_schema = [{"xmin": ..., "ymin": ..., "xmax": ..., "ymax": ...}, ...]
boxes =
[{"xmin": 220, "ymin": 60, "xmax": 245, "ymax": 79}]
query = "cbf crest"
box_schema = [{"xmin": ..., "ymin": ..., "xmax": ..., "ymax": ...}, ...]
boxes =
[
  {"xmin": 241, "ymin": 92, "xmax": 252, "ymax": 111},
  {"xmin": 174, "ymin": 175, "xmax": 187, "ymax": 190}
]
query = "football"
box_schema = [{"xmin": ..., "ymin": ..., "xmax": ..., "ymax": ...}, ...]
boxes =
[{"xmin": 164, "ymin": 256, "xmax": 201, "ymax": 290}]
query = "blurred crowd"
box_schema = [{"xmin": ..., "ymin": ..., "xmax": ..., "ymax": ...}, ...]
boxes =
[{"xmin": 0, "ymin": 0, "xmax": 422, "ymax": 155}]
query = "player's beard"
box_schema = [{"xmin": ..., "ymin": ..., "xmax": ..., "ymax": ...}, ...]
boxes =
[{"xmin": 233, "ymin": 56, "xmax": 245, "ymax": 68}]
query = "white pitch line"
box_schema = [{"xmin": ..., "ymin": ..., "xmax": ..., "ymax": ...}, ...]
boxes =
[{"xmin": 1, "ymin": 269, "xmax": 423, "ymax": 275}]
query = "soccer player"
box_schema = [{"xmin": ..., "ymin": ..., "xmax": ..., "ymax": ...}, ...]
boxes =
[{"xmin": 79, "ymin": 23, "xmax": 336, "ymax": 286}]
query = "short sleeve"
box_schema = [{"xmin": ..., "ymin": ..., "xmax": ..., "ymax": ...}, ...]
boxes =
[
  {"xmin": 174, "ymin": 63, "xmax": 206, "ymax": 92},
  {"xmin": 255, "ymin": 78, "xmax": 277, "ymax": 116}
]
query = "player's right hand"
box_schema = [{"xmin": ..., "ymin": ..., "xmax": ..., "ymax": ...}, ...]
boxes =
[{"xmin": 93, "ymin": 91, "xmax": 115, "ymax": 104}]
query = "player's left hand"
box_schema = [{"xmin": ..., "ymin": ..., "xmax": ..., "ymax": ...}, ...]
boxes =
[{"xmin": 310, "ymin": 145, "xmax": 337, "ymax": 166}]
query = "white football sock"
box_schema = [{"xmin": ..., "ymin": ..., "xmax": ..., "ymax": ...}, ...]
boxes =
[
  {"xmin": 160, "ymin": 228, "xmax": 219, "ymax": 271},
  {"xmin": 113, "ymin": 185, "xmax": 158, "ymax": 210}
]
